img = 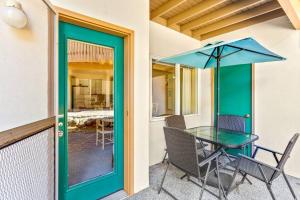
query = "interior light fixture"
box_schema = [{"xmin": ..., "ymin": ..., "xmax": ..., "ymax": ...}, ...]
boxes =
[{"xmin": 0, "ymin": 0, "xmax": 28, "ymax": 29}]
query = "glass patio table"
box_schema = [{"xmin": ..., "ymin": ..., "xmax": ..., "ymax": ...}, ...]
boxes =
[
  {"xmin": 185, "ymin": 126, "xmax": 259, "ymax": 149},
  {"xmin": 185, "ymin": 126, "xmax": 259, "ymax": 192}
]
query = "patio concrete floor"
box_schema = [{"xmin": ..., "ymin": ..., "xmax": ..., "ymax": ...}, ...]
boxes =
[{"xmin": 127, "ymin": 163, "xmax": 300, "ymax": 200}]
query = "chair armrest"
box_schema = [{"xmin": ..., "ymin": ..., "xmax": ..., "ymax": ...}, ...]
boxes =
[
  {"xmin": 254, "ymin": 145, "xmax": 283, "ymax": 155},
  {"xmin": 238, "ymin": 154, "xmax": 280, "ymax": 172},
  {"xmin": 198, "ymin": 151, "xmax": 221, "ymax": 167}
]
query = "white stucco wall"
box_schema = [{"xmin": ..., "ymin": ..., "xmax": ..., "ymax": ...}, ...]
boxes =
[
  {"xmin": 50, "ymin": 0, "xmax": 150, "ymax": 192},
  {"xmin": 0, "ymin": 0, "xmax": 49, "ymax": 131},
  {"xmin": 149, "ymin": 22, "xmax": 212, "ymax": 166},
  {"xmin": 0, "ymin": 1, "xmax": 54, "ymax": 200},
  {"xmin": 150, "ymin": 22, "xmax": 201, "ymax": 58},
  {"xmin": 202, "ymin": 16, "xmax": 300, "ymax": 178}
]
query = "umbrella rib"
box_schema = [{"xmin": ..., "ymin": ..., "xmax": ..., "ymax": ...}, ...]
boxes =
[
  {"xmin": 220, "ymin": 46, "xmax": 225, "ymax": 56},
  {"xmin": 196, "ymin": 51, "xmax": 216, "ymax": 58},
  {"xmin": 225, "ymin": 44, "xmax": 284, "ymax": 60},
  {"xmin": 204, "ymin": 48, "xmax": 217, "ymax": 69},
  {"xmin": 220, "ymin": 49, "xmax": 243, "ymax": 59}
]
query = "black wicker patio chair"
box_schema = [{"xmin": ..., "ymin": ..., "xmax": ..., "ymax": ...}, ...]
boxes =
[
  {"xmin": 218, "ymin": 114, "xmax": 253, "ymax": 184},
  {"xmin": 232, "ymin": 133, "xmax": 299, "ymax": 199},
  {"xmin": 162, "ymin": 115, "xmax": 208, "ymax": 164},
  {"xmin": 165, "ymin": 115, "xmax": 186, "ymax": 129},
  {"xmin": 219, "ymin": 114, "xmax": 250, "ymax": 154},
  {"xmin": 159, "ymin": 127, "xmax": 228, "ymax": 200},
  {"xmin": 219, "ymin": 114, "xmax": 246, "ymax": 132}
]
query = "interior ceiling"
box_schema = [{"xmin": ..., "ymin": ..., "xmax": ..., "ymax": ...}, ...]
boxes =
[
  {"xmin": 69, "ymin": 63, "xmax": 113, "ymax": 79},
  {"xmin": 68, "ymin": 39, "xmax": 113, "ymax": 64},
  {"xmin": 150, "ymin": 0, "xmax": 287, "ymax": 41},
  {"xmin": 153, "ymin": 63, "xmax": 175, "ymax": 74}
]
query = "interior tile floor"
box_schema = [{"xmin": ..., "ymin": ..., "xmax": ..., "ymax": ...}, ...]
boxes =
[
  {"xmin": 68, "ymin": 130, "xmax": 113, "ymax": 186},
  {"xmin": 127, "ymin": 164, "xmax": 300, "ymax": 200}
]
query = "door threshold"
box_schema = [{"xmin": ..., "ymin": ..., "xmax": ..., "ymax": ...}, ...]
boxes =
[{"xmin": 100, "ymin": 190, "xmax": 128, "ymax": 200}]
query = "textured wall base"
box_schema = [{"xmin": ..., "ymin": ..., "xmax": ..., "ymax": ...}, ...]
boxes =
[{"xmin": 0, "ymin": 130, "xmax": 54, "ymax": 200}]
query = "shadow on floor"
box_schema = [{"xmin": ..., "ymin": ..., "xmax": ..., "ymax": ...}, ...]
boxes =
[{"xmin": 128, "ymin": 164, "xmax": 300, "ymax": 200}]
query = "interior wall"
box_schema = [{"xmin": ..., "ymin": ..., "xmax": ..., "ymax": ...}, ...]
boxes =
[
  {"xmin": 152, "ymin": 76, "xmax": 167, "ymax": 116},
  {"xmin": 0, "ymin": 0, "xmax": 49, "ymax": 131},
  {"xmin": 68, "ymin": 62, "xmax": 113, "ymax": 110},
  {"xmin": 50, "ymin": 0, "xmax": 150, "ymax": 192},
  {"xmin": 202, "ymin": 16, "xmax": 300, "ymax": 178},
  {"xmin": 149, "ymin": 22, "xmax": 212, "ymax": 166}
]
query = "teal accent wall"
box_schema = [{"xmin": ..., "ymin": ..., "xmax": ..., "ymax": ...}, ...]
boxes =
[{"xmin": 214, "ymin": 64, "xmax": 252, "ymax": 156}]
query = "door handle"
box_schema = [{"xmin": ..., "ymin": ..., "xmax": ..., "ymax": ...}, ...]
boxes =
[
  {"xmin": 57, "ymin": 118, "xmax": 64, "ymax": 137},
  {"xmin": 58, "ymin": 130, "xmax": 64, "ymax": 137},
  {"xmin": 244, "ymin": 114, "xmax": 251, "ymax": 118}
]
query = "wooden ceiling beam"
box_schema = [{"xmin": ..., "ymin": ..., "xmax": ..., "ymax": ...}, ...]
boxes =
[
  {"xmin": 192, "ymin": 1, "xmax": 281, "ymax": 36},
  {"xmin": 151, "ymin": 16, "xmax": 193, "ymax": 36},
  {"xmin": 151, "ymin": 0, "xmax": 187, "ymax": 20},
  {"xmin": 277, "ymin": 0, "xmax": 300, "ymax": 29},
  {"xmin": 180, "ymin": 0, "xmax": 265, "ymax": 32},
  {"xmin": 199, "ymin": 9, "xmax": 285, "ymax": 40},
  {"xmin": 167, "ymin": 0, "xmax": 226, "ymax": 26}
]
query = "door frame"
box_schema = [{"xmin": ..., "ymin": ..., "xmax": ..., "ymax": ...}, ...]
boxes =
[
  {"xmin": 55, "ymin": 7, "xmax": 135, "ymax": 195},
  {"xmin": 210, "ymin": 64, "xmax": 255, "ymax": 132}
]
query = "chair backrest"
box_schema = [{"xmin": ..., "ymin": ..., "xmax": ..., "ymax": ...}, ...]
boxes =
[
  {"xmin": 277, "ymin": 133, "xmax": 299, "ymax": 170},
  {"xmin": 219, "ymin": 115, "xmax": 246, "ymax": 132},
  {"xmin": 272, "ymin": 133, "xmax": 299, "ymax": 180},
  {"xmin": 165, "ymin": 115, "xmax": 186, "ymax": 129},
  {"xmin": 163, "ymin": 127, "xmax": 199, "ymax": 177}
]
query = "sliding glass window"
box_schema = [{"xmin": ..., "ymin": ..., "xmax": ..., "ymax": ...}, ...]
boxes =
[
  {"xmin": 180, "ymin": 66, "xmax": 198, "ymax": 115},
  {"xmin": 152, "ymin": 61, "xmax": 176, "ymax": 117},
  {"xmin": 151, "ymin": 59, "xmax": 199, "ymax": 118}
]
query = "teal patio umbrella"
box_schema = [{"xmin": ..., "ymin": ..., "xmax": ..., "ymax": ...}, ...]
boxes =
[{"xmin": 159, "ymin": 37, "xmax": 285, "ymax": 129}]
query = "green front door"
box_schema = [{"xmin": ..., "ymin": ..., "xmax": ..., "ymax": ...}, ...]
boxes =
[
  {"xmin": 58, "ymin": 22, "xmax": 124, "ymax": 200},
  {"xmin": 214, "ymin": 64, "xmax": 253, "ymax": 156}
]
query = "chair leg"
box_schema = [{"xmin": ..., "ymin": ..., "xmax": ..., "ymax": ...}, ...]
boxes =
[
  {"xmin": 216, "ymin": 158, "xmax": 225, "ymax": 200},
  {"xmin": 96, "ymin": 132, "xmax": 98, "ymax": 146},
  {"xmin": 220, "ymin": 147, "xmax": 251, "ymax": 186},
  {"xmin": 282, "ymin": 171, "xmax": 298, "ymax": 200},
  {"xmin": 199, "ymin": 162, "xmax": 211, "ymax": 200},
  {"xmin": 266, "ymin": 183, "xmax": 276, "ymax": 200},
  {"xmin": 187, "ymin": 174, "xmax": 190, "ymax": 181},
  {"xmin": 258, "ymin": 164, "xmax": 276, "ymax": 200},
  {"xmin": 245, "ymin": 176, "xmax": 252, "ymax": 185},
  {"xmin": 226, "ymin": 159, "xmax": 241, "ymax": 196},
  {"xmin": 180, "ymin": 174, "xmax": 187, "ymax": 180},
  {"xmin": 220, "ymin": 182, "xmax": 228, "ymax": 200},
  {"xmin": 241, "ymin": 173, "xmax": 252, "ymax": 185},
  {"xmin": 162, "ymin": 151, "xmax": 168, "ymax": 164},
  {"xmin": 158, "ymin": 162, "xmax": 169, "ymax": 194},
  {"xmin": 102, "ymin": 133, "xmax": 105, "ymax": 150}
]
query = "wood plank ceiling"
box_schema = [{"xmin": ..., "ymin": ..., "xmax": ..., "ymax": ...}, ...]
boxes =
[{"xmin": 150, "ymin": 0, "xmax": 292, "ymax": 41}]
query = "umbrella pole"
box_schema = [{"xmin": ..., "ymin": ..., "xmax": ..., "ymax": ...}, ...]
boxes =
[{"xmin": 216, "ymin": 47, "xmax": 221, "ymax": 130}]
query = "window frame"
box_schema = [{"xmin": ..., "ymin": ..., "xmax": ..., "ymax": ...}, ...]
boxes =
[{"xmin": 150, "ymin": 57, "xmax": 201, "ymax": 121}]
